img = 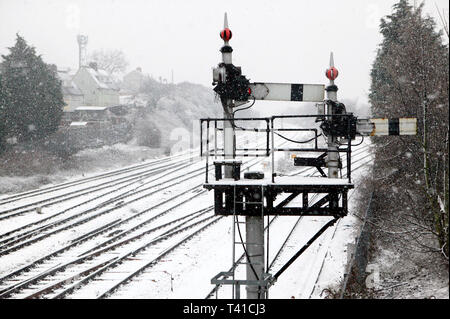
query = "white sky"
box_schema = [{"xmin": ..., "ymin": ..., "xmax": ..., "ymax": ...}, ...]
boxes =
[{"xmin": 1, "ymin": 0, "xmax": 448, "ymax": 108}]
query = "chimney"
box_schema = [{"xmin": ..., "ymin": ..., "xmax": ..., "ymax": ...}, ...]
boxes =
[
  {"xmin": 89, "ymin": 62, "xmax": 98, "ymax": 71},
  {"xmin": 49, "ymin": 64, "xmax": 58, "ymax": 72}
]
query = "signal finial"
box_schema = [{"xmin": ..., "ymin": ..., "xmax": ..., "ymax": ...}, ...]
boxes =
[
  {"xmin": 325, "ymin": 52, "xmax": 338, "ymax": 81},
  {"xmin": 220, "ymin": 12, "xmax": 232, "ymax": 42},
  {"xmin": 224, "ymin": 12, "xmax": 228, "ymax": 29}
]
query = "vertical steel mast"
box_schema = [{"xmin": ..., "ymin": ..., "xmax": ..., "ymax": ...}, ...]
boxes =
[
  {"xmin": 325, "ymin": 52, "xmax": 340, "ymax": 180},
  {"xmin": 218, "ymin": 13, "xmax": 265, "ymax": 299},
  {"xmin": 220, "ymin": 13, "xmax": 235, "ymax": 178}
]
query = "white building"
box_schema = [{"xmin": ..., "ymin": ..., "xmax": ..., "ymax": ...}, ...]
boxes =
[
  {"xmin": 72, "ymin": 63, "xmax": 120, "ymax": 107},
  {"xmin": 57, "ymin": 68, "xmax": 84, "ymax": 112},
  {"xmin": 122, "ymin": 67, "xmax": 144, "ymax": 93}
]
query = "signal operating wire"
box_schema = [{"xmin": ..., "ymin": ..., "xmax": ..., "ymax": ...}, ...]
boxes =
[
  {"xmin": 338, "ymin": 136, "xmax": 365, "ymax": 147},
  {"xmin": 232, "ymin": 97, "xmax": 256, "ymax": 115},
  {"xmin": 274, "ymin": 132, "xmax": 323, "ymax": 144}
]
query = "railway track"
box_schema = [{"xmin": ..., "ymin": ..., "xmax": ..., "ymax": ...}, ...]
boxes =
[
  {"xmin": 0, "ymin": 156, "xmax": 199, "ymax": 221},
  {"xmin": 0, "ymin": 150, "xmax": 268, "ymax": 258},
  {"xmin": 0, "ymin": 133, "xmax": 368, "ymax": 299},
  {"xmin": 0, "ymin": 149, "xmax": 197, "ymax": 205},
  {"xmin": 0, "ymin": 138, "xmax": 273, "ymax": 299},
  {"xmin": 0, "ymin": 207, "xmax": 218, "ymax": 299},
  {"xmin": 0, "ymin": 163, "xmax": 204, "ymax": 250},
  {"xmin": 0, "ymin": 135, "xmax": 254, "ymax": 227},
  {"xmin": 267, "ymin": 154, "xmax": 374, "ymax": 298},
  {"xmin": 0, "ymin": 134, "xmax": 274, "ymax": 259}
]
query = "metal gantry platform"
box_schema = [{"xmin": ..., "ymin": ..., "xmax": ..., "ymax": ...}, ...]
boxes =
[
  {"xmin": 201, "ymin": 114, "xmax": 354, "ymax": 299},
  {"xmin": 201, "ymin": 115, "xmax": 355, "ymax": 218}
]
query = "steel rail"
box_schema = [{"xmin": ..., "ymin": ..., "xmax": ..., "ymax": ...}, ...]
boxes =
[
  {"xmin": 0, "ymin": 150, "xmax": 198, "ymax": 205},
  {"xmin": 0, "ymin": 149, "xmax": 266, "ymax": 295},
  {"xmin": 0, "ymin": 208, "xmax": 214, "ymax": 298},
  {"xmin": 0, "ymin": 160, "xmax": 193, "ymax": 240},
  {"xmin": 0, "ymin": 136, "xmax": 294, "ymax": 298},
  {"xmin": 0, "ymin": 160, "xmax": 195, "ymax": 219}
]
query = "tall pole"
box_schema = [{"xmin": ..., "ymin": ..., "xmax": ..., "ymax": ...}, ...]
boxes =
[
  {"xmin": 325, "ymin": 52, "xmax": 339, "ymax": 179},
  {"xmin": 246, "ymin": 214, "xmax": 265, "ymax": 299},
  {"xmin": 77, "ymin": 35, "xmax": 88, "ymax": 69},
  {"xmin": 219, "ymin": 13, "xmax": 265, "ymax": 299},
  {"xmin": 220, "ymin": 13, "xmax": 235, "ymax": 178}
]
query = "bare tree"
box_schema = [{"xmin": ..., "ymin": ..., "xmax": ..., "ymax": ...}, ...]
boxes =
[
  {"xmin": 88, "ymin": 49, "xmax": 129, "ymax": 75},
  {"xmin": 435, "ymin": 3, "xmax": 449, "ymax": 39}
]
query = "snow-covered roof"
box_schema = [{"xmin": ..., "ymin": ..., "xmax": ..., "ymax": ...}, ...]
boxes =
[
  {"xmin": 75, "ymin": 106, "xmax": 107, "ymax": 111},
  {"xmin": 69, "ymin": 121, "xmax": 88, "ymax": 126},
  {"xmin": 57, "ymin": 69, "xmax": 83, "ymax": 96},
  {"xmin": 85, "ymin": 67, "xmax": 120, "ymax": 91}
]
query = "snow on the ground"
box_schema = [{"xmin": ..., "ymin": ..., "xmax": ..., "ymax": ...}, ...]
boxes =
[
  {"xmin": 0, "ymin": 143, "xmax": 169, "ymax": 197},
  {"xmin": 0, "ymin": 135, "xmax": 381, "ymax": 299},
  {"xmin": 369, "ymin": 237, "xmax": 449, "ymax": 299}
]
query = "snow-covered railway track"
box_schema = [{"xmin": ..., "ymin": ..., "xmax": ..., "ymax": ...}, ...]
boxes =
[
  {"xmin": 0, "ymin": 156, "xmax": 202, "ymax": 228},
  {"xmin": 0, "ymin": 150, "xmax": 196, "ymax": 206},
  {"xmin": 267, "ymin": 157, "xmax": 374, "ymax": 298},
  {"xmin": 0, "ymin": 190, "xmax": 212, "ymax": 295},
  {"xmin": 0, "ymin": 207, "xmax": 218, "ymax": 299},
  {"xmin": 0, "ymin": 134, "xmax": 314, "ymax": 299},
  {"xmin": 59, "ymin": 214, "xmax": 223, "ymax": 299},
  {"xmin": 0, "ymin": 148, "xmax": 269, "ymax": 298},
  {"xmin": 0, "ymin": 179, "xmax": 207, "ymax": 257},
  {"xmin": 0, "ymin": 158, "xmax": 197, "ymax": 221},
  {"xmin": 0, "ymin": 161, "xmax": 208, "ymax": 254},
  {"xmin": 0, "ymin": 136, "xmax": 271, "ymax": 257}
]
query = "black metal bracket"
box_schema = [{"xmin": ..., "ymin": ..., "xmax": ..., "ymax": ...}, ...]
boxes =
[
  {"xmin": 204, "ymin": 183, "xmax": 352, "ymax": 217},
  {"xmin": 273, "ymin": 217, "xmax": 340, "ymax": 280},
  {"xmin": 294, "ymin": 152, "xmax": 343, "ymax": 178},
  {"xmin": 294, "ymin": 153, "xmax": 327, "ymax": 177}
]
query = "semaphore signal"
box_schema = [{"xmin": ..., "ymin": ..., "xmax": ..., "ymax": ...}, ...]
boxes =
[{"xmin": 201, "ymin": 13, "xmax": 417, "ymax": 299}]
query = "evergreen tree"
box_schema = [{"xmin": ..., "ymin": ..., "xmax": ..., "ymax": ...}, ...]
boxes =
[
  {"xmin": 0, "ymin": 34, "xmax": 64, "ymax": 147},
  {"xmin": 369, "ymin": 0, "xmax": 449, "ymax": 258},
  {"xmin": 0, "ymin": 73, "xmax": 7, "ymax": 151}
]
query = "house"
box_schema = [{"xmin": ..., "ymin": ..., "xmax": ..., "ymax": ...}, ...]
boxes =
[
  {"xmin": 122, "ymin": 67, "xmax": 144, "ymax": 93},
  {"xmin": 72, "ymin": 62, "xmax": 120, "ymax": 107},
  {"xmin": 57, "ymin": 68, "xmax": 84, "ymax": 112}
]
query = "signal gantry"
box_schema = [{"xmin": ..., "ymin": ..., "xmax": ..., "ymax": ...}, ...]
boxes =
[{"xmin": 201, "ymin": 13, "xmax": 417, "ymax": 299}]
